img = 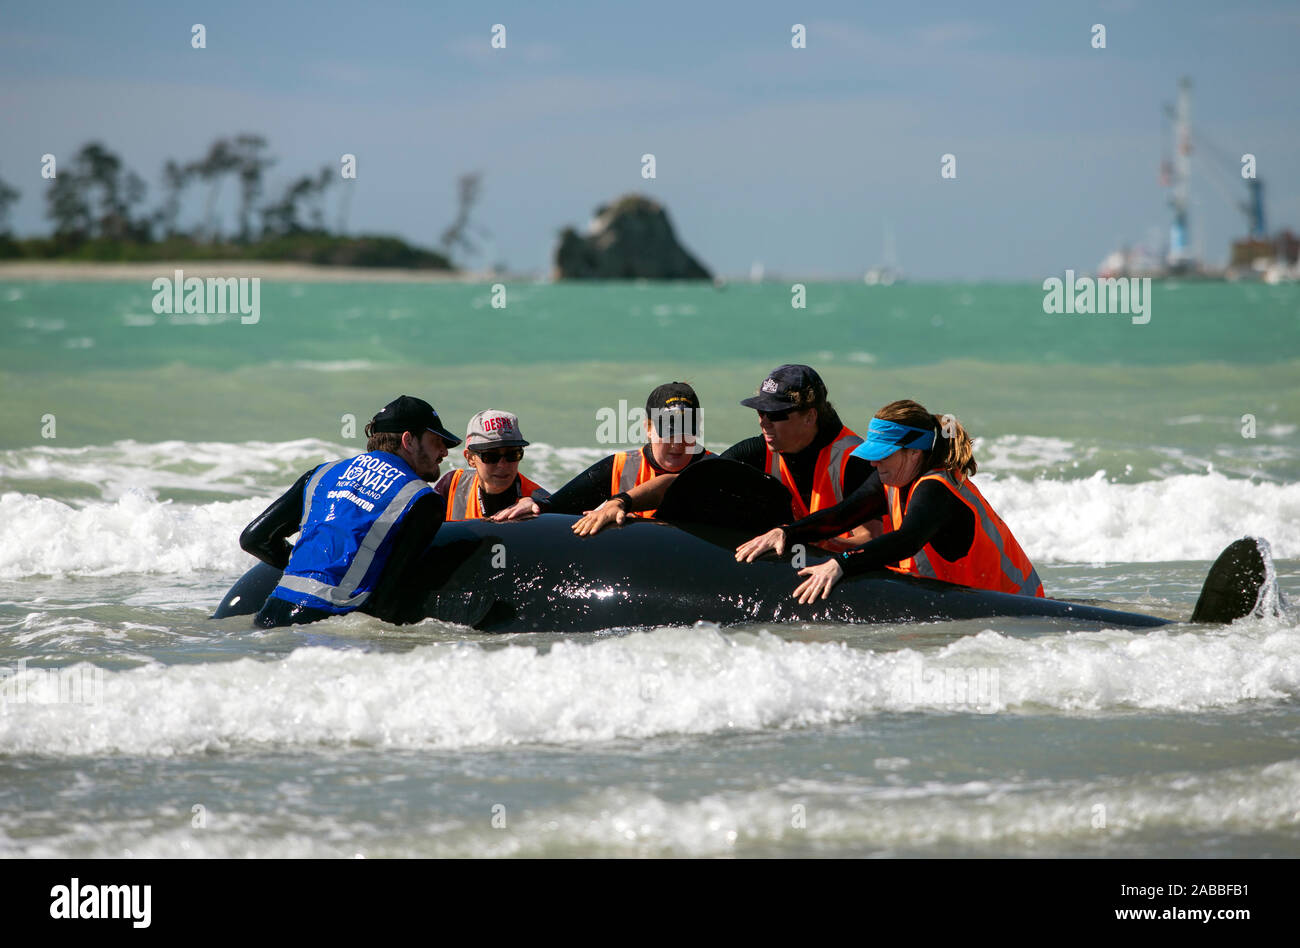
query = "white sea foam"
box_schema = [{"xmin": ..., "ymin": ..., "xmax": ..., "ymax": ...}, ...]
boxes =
[
  {"xmin": 978, "ymin": 435, "xmax": 1089, "ymax": 471},
  {"xmin": 0, "ymin": 440, "xmax": 1295, "ymax": 577},
  {"xmin": 0, "ymin": 439, "xmax": 605, "ymax": 504},
  {"xmin": 9, "ymin": 756, "xmax": 1300, "ymax": 858},
  {"xmin": 0, "ymin": 441, "xmax": 482, "ymax": 576},
  {"xmin": 981, "ymin": 471, "xmax": 1300, "ymax": 563},
  {"xmin": 2, "ymin": 621, "xmax": 1296, "ymax": 757},
  {"xmin": 274, "ymin": 360, "xmax": 378, "ymax": 372},
  {"xmin": 405, "ymin": 762, "xmax": 1300, "ymax": 857},
  {"xmin": 0, "ymin": 492, "xmax": 265, "ymax": 577},
  {"xmin": 0, "ymin": 441, "xmax": 600, "ymax": 577},
  {"xmin": 0, "ymin": 439, "xmax": 345, "ymax": 501}
]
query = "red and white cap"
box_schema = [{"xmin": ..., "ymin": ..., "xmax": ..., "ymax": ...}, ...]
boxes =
[{"xmin": 465, "ymin": 409, "xmax": 529, "ymax": 449}]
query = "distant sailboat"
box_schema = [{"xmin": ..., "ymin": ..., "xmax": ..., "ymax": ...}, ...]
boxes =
[
  {"xmin": 749, "ymin": 260, "xmax": 765, "ymax": 282},
  {"xmin": 864, "ymin": 222, "xmax": 903, "ymax": 285}
]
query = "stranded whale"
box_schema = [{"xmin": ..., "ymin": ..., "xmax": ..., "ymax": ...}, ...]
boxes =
[{"xmin": 212, "ymin": 460, "xmax": 1275, "ymax": 633}]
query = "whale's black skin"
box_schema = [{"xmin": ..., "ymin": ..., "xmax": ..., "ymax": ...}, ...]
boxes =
[
  {"xmin": 215, "ymin": 458, "xmax": 1273, "ymax": 632},
  {"xmin": 1191, "ymin": 536, "xmax": 1278, "ymax": 623},
  {"xmin": 212, "ymin": 514, "xmax": 1174, "ymax": 631}
]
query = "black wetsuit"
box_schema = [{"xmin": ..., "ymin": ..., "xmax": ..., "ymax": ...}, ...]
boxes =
[
  {"xmin": 239, "ymin": 466, "xmax": 445, "ymax": 627},
  {"xmin": 784, "ymin": 475, "xmax": 975, "ymax": 576},
  {"xmin": 542, "ymin": 445, "xmax": 710, "ymax": 515}
]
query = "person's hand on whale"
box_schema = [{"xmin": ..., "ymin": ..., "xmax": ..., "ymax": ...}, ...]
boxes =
[
  {"xmin": 735, "ymin": 527, "xmax": 789, "ymax": 563},
  {"xmin": 793, "ymin": 557, "xmax": 844, "ymax": 604},
  {"xmin": 572, "ymin": 498, "xmax": 627, "ymax": 536},
  {"xmin": 490, "ymin": 497, "xmax": 541, "ymax": 522}
]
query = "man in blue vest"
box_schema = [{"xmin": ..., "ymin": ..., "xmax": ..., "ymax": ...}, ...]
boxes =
[{"xmin": 240, "ymin": 395, "xmax": 460, "ymax": 627}]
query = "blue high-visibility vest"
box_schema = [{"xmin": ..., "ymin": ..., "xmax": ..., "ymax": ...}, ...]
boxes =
[{"xmin": 269, "ymin": 451, "xmax": 431, "ymax": 614}]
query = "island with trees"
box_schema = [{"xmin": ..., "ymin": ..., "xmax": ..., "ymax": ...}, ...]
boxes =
[
  {"xmin": 0, "ymin": 144, "xmax": 715, "ymax": 280},
  {"xmin": 0, "ymin": 136, "xmax": 473, "ymax": 271}
]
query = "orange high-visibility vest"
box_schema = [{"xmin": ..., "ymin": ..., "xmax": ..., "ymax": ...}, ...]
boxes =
[
  {"xmin": 609, "ymin": 449, "xmax": 655, "ymax": 518},
  {"xmin": 609, "ymin": 447, "xmax": 712, "ymax": 519},
  {"xmin": 764, "ymin": 426, "xmax": 863, "ymax": 522},
  {"xmin": 445, "ymin": 469, "xmax": 545, "ymax": 522},
  {"xmin": 884, "ymin": 469, "xmax": 1044, "ymax": 597}
]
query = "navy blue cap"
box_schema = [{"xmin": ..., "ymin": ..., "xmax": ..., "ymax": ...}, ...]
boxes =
[{"xmin": 740, "ymin": 364, "xmax": 826, "ymax": 412}]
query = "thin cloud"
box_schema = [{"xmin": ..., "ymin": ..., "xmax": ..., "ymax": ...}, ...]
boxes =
[
  {"xmin": 308, "ymin": 61, "xmax": 372, "ymax": 85},
  {"xmin": 444, "ymin": 35, "xmax": 565, "ymax": 66},
  {"xmin": 916, "ymin": 22, "xmax": 993, "ymax": 48}
]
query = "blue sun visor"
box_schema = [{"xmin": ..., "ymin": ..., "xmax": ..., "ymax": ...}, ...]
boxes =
[{"xmin": 850, "ymin": 418, "xmax": 937, "ymax": 461}]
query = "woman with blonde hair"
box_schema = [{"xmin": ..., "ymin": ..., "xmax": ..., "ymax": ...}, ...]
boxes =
[{"xmin": 774, "ymin": 399, "xmax": 1044, "ymax": 603}]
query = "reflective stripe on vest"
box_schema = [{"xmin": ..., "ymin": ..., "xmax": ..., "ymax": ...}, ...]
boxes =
[
  {"xmin": 888, "ymin": 486, "xmax": 926, "ymax": 575},
  {"xmin": 612, "ymin": 450, "xmax": 646, "ymax": 493},
  {"xmin": 448, "ymin": 469, "xmax": 474, "ymax": 521},
  {"xmin": 765, "ymin": 426, "xmax": 863, "ymax": 523},
  {"xmin": 884, "ymin": 470, "xmax": 1044, "ymax": 597},
  {"xmin": 445, "ymin": 469, "xmax": 544, "ymax": 521},
  {"xmin": 608, "ymin": 447, "xmax": 713, "ymax": 519},
  {"xmin": 610, "ymin": 449, "xmax": 656, "ymax": 519},
  {"xmin": 276, "ymin": 455, "xmax": 431, "ymax": 610},
  {"xmin": 299, "ymin": 462, "xmax": 332, "ymax": 530}
]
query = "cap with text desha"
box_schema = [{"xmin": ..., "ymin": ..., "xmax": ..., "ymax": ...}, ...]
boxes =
[
  {"xmin": 465, "ymin": 409, "xmax": 529, "ymax": 449},
  {"xmin": 740, "ymin": 364, "xmax": 826, "ymax": 412},
  {"xmin": 370, "ymin": 395, "xmax": 461, "ymax": 447}
]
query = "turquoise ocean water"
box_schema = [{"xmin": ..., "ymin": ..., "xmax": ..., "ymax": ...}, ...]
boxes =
[{"xmin": 1, "ymin": 277, "xmax": 1297, "ymax": 857}]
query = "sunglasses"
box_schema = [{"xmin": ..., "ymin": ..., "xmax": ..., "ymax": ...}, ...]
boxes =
[
  {"xmin": 474, "ymin": 447, "xmax": 524, "ymax": 465},
  {"xmin": 757, "ymin": 408, "xmax": 794, "ymax": 422},
  {"xmin": 653, "ymin": 415, "xmax": 699, "ymax": 439}
]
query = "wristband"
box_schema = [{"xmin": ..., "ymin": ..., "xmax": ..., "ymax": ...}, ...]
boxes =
[{"xmin": 612, "ymin": 492, "xmax": 633, "ymax": 510}]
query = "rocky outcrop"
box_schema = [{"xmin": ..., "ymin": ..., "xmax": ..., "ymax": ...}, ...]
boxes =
[{"xmin": 554, "ymin": 195, "xmax": 712, "ymax": 280}]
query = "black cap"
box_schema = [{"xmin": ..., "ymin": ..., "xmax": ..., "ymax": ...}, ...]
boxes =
[
  {"xmin": 739, "ymin": 364, "xmax": 826, "ymax": 412},
  {"xmin": 646, "ymin": 381, "xmax": 700, "ymax": 436},
  {"xmin": 646, "ymin": 381, "xmax": 701, "ymax": 414},
  {"xmin": 370, "ymin": 395, "xmax": 461, "ymax": 447}
]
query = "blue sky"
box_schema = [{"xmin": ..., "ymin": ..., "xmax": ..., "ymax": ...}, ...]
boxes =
[{"xmin": 2, "ymin": 0, "xmax": 1298, "ymax": 279}]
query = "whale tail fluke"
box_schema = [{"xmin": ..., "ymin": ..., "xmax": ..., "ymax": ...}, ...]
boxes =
[{"xmin": 1191, "ymin": 536, "xmax": 1284, "ymax": 624}]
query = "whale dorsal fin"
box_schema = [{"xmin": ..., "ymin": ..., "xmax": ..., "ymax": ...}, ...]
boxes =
[{"xmin": 1191, "ymin": 536, "xmax": 1281, "ymax": 624}]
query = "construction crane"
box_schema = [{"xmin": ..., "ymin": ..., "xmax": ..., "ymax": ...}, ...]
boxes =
[
  {"xmin": 1158, "ymin": 76, "xmax": 1294, "ymax": 277},
  {"xmin": 1161, "ymin": 77, "xmax": 1194, "ymax": 270}
]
